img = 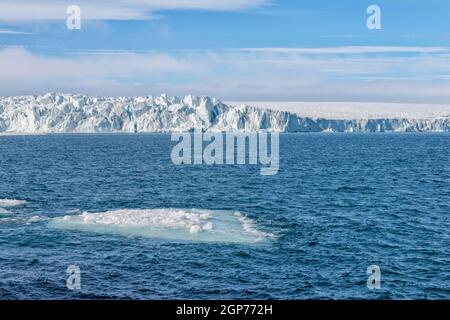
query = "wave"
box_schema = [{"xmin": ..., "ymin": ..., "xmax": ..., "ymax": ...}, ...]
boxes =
[{"xmin": 49, "ymin": 208, "xmax": 274, "ymax": 243}]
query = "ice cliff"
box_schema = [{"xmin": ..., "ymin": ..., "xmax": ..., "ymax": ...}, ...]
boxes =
[{"xmin": 0, "ymin": 93, "xmax": 449, "ymax": 133}]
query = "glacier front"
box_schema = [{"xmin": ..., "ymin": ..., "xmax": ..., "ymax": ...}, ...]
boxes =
[{"xmin": 0, "ymin": 93, "xmax": 449, "ymax": 133}]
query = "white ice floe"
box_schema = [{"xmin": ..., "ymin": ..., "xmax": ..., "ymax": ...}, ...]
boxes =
[
  {"xmin": 0, "ymin": 215, "xmax": 48, "ymax": 224},
  {"xmin": 0, "ymin": 199, "xmax": 27, "ymax": 207},
  {"xmin": 49, "ymin": 208, "xmax": 274, "ymax": 243},
  {"xmin": 0, "ymin": 93, "xmax": 449, "ymax": 133}
]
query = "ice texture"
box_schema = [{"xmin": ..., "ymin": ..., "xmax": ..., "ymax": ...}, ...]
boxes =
[
  {"xmin": 0, "ymin": 199, "xmax": 27, "ymax": 207},
  {"xmin": 0, "ymin": 93, "xmax": 449, "ymax": 133},
  {"xmin": 49, "ymin": 208, "xmax": 274, "ymax": 243}
]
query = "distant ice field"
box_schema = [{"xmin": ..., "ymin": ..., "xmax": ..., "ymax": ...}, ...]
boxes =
[{"xmin": 228, "ymin": 101, "xmax": 450, "ymax": 120}]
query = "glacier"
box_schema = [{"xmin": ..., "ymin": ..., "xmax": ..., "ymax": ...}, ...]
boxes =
[{"xmin": 0, "ymin": 93, "xmax": 449, "ymax": 133}]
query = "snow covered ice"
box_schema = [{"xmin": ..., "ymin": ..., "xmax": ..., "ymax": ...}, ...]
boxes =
[
  {"xmin": 0, "ymin": 199, "xmax": 27, "ymax": 207},
  {"xmin": 0, "ymin": 93, "xmax": 449, "ymax": 133},
  {"xmin": 49, "ymin": 208, "xmax": 274, "ymax": 243}
]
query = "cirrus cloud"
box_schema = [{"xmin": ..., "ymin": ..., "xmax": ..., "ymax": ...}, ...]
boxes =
[
  {"xmin": 1, "ymin": 46, "xmax": 450, "ymax": 103},
  {"xmin": 0, "ymin": 0, "xmax": 269, "ymax": 21}
]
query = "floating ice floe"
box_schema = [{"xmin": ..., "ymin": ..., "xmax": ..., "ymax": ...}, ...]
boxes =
[
  {"xmin": 0, "ymin": 199, "xmax": 27, "ymax": 207},
  {"xmin": 0, "ymin": 215, "xmax": 48, "ymax": 224},
  {"xmin": 49, "ymin": 208, "xmax": 275, "ymax": 243}
]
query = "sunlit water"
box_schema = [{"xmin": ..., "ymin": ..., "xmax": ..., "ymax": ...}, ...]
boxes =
[{"xmin": 0, "ymin": 133, "xmax": 449, "ymax": 299}]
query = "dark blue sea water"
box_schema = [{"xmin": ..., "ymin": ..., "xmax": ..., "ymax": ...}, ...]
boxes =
[{"xmin": 0, "ymin": 133, "xmax": 449, "ymax": 299}]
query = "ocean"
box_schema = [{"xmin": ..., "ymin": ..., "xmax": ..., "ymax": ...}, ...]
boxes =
[{"xmin": 0, "ymin": 133, "xmax": 449, "ymax": 299}]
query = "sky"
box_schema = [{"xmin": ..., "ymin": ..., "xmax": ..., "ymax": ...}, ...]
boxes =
[{"xmin": 0, "ymin": 0, "xmax": 449, "ymax": 103}]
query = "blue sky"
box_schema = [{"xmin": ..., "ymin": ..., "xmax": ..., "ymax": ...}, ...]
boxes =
[{"xmin": 0, "ymin": 0, "xmax": 449, "ymax": 102}]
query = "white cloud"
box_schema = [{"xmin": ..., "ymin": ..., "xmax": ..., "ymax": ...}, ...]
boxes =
[
  {"xmin": 0, "ymin": 46, "xmax": 449, "ymax": 103},
  {"xmin": 0, "ymin": 28, "xmax": 32, "ymax": 35},
  {"xmin": 0, "ymin": 0, "xmax": 269, "ymax": 21},
  {"xmin": 239, "ymin": 46, "xmax": 450, "ymax": 54},
  {"xmin": 0, "ymin": 47, "xmax": 201, "ymax": 79}
]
